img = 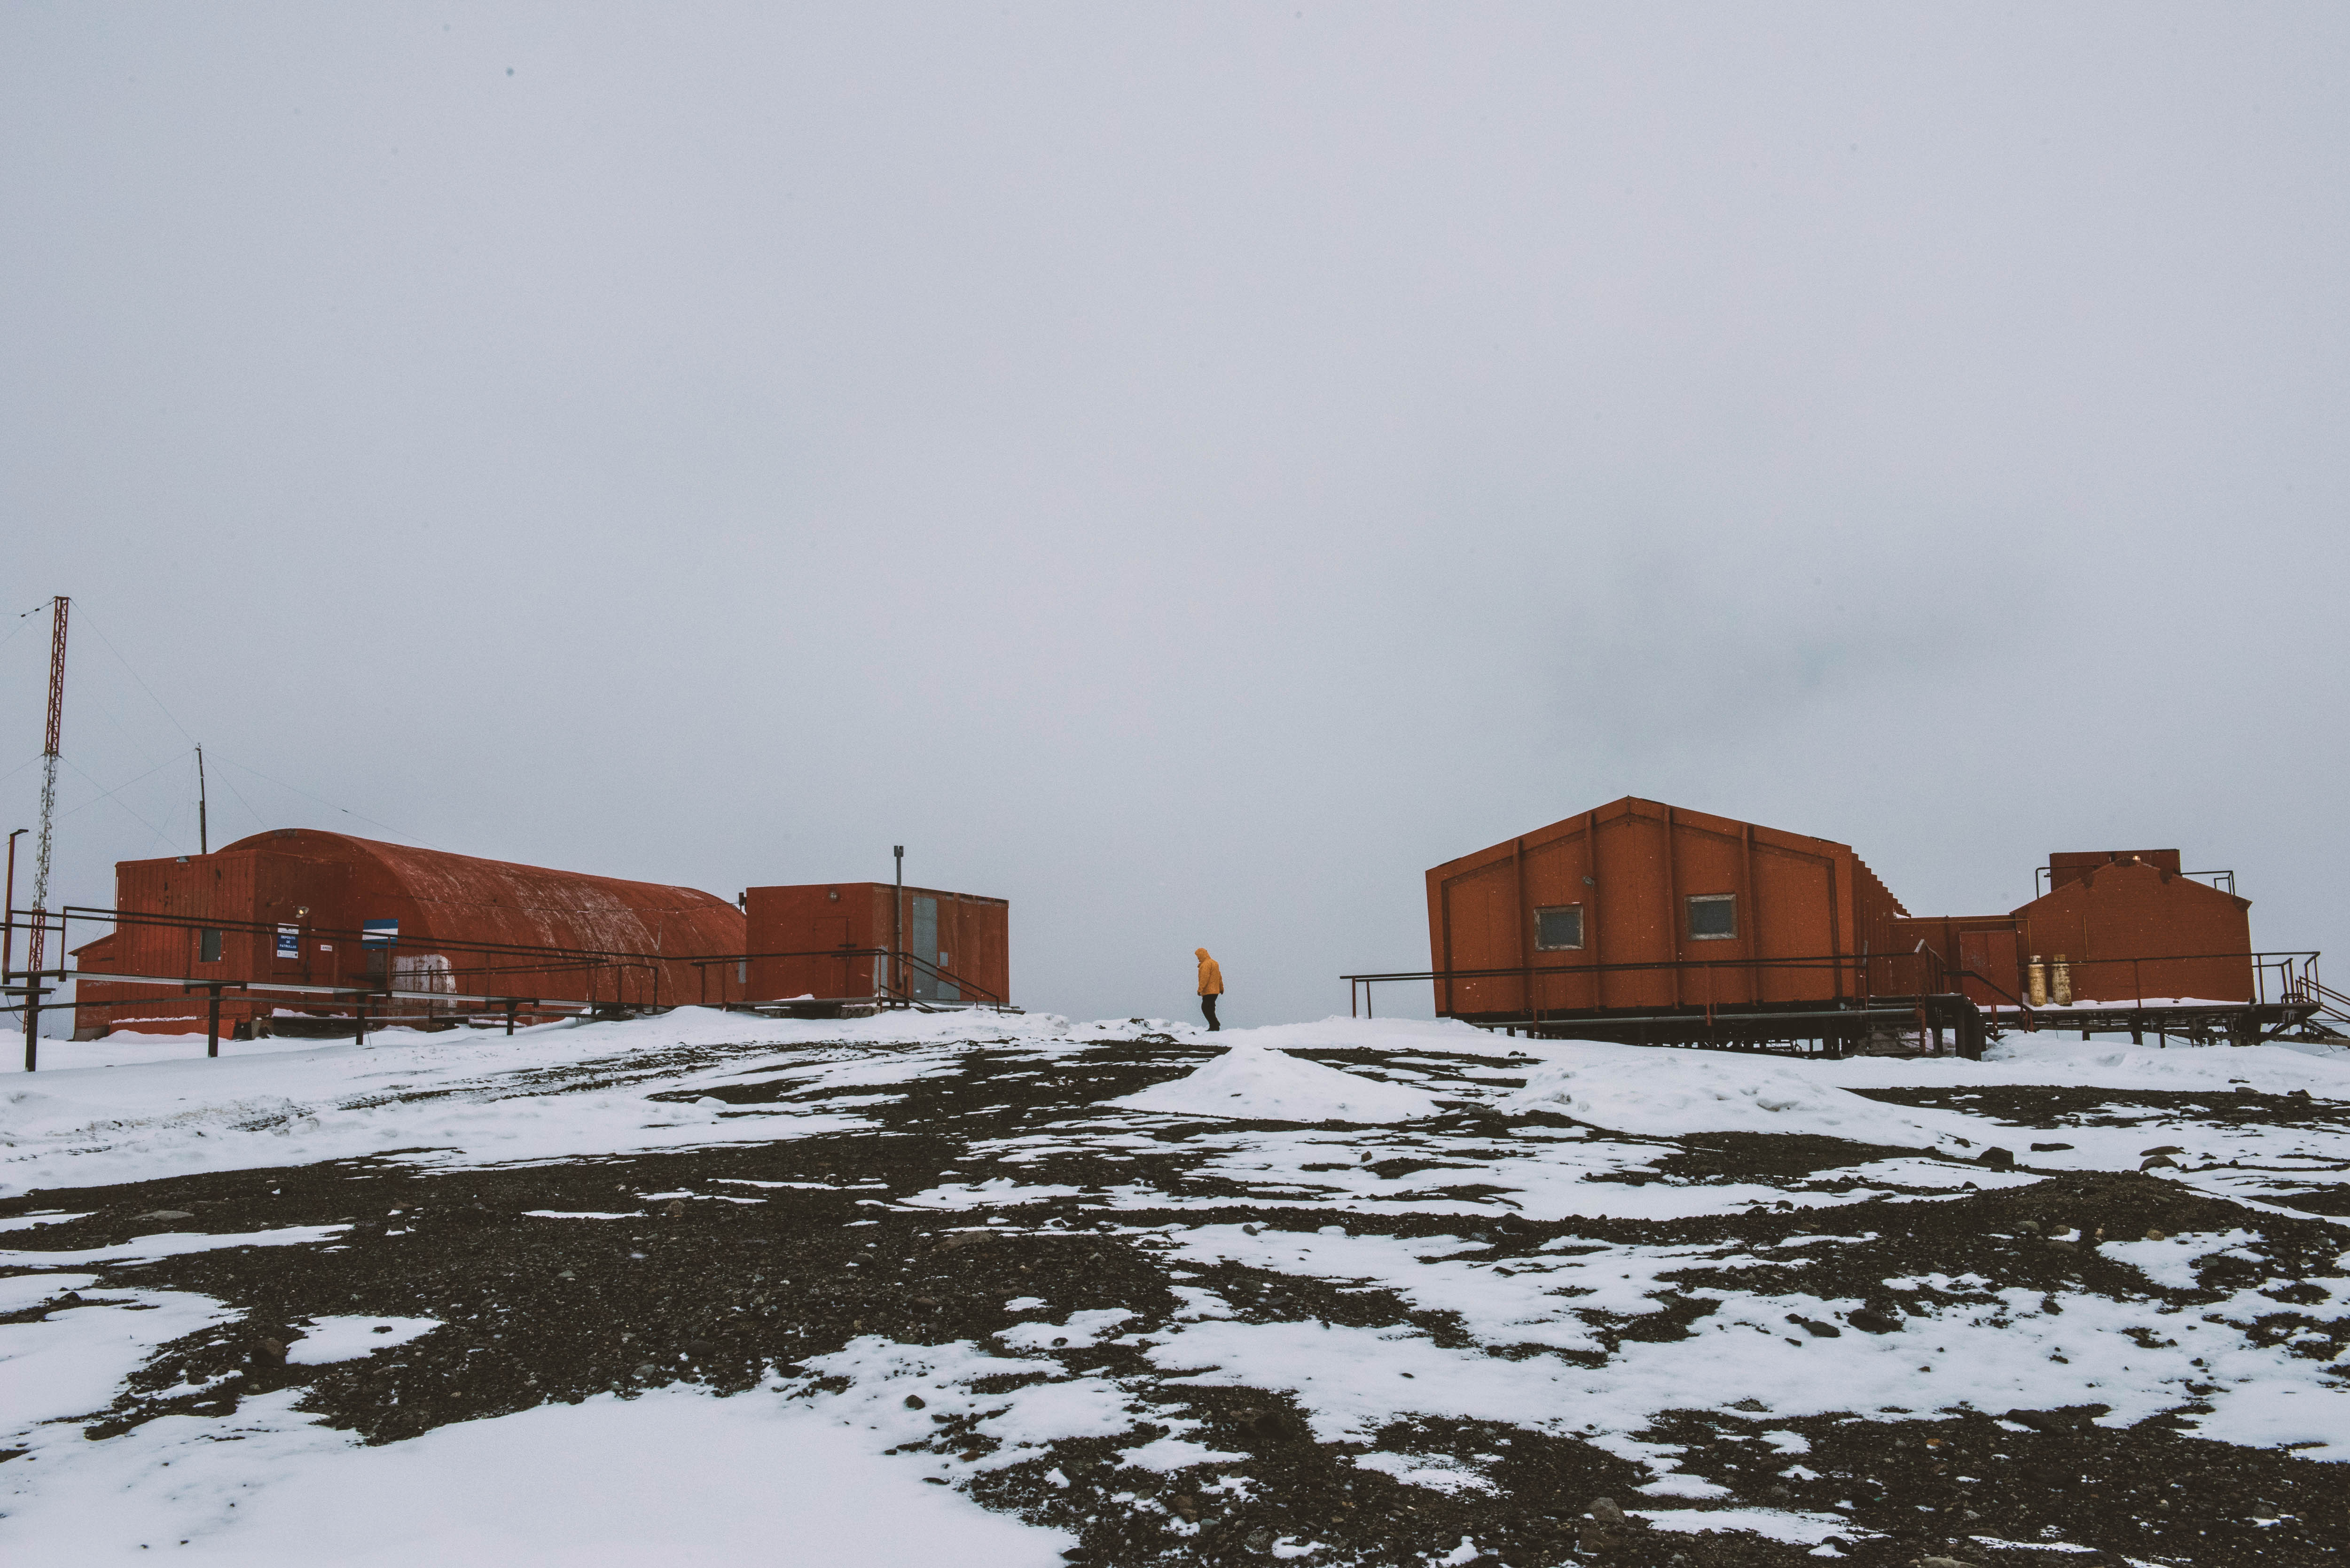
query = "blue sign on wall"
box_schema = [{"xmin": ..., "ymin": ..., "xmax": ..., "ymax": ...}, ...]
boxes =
[
  {"xmin": 276, "ymin": 925, "xmax": 299, "ymax": 960},
  {"xmin": 362, "ymin": 920, "xmax": 399, "ymax": 947}
]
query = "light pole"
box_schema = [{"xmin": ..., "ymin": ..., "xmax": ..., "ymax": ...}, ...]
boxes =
[{"xmin": 3, "ymin": 827, "xmax": 24, "ymax": 985}]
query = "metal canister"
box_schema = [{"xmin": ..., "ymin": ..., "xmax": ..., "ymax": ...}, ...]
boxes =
[{"xmin": 2027, "ymin": 956, "xmax": 2048, "ymax": 1007}]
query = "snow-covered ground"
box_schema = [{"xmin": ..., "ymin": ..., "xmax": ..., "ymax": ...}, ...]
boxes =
[{"xmin": 4, "ymin": 1012, "xmax": 2346, "ymax": 1564}]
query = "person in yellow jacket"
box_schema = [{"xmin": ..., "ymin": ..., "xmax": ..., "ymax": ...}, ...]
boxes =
[{"xmin": 1195, "ymin": 948, "xmax": 1224, "ymax": 1032}]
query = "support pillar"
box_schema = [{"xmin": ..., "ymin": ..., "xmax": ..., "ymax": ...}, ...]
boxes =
[{"xmin": 22, "ymin": 976, "xmax": 42, "ymax": 1073}]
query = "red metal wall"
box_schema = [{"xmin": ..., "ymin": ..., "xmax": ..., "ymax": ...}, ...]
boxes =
[
  {"xmin": 1889, "ymin": 854, "xmax": 2253, "ymax": 1007},
  {"xmin": 2012, "ymin": 856, "xmax": 2252, "ymax": 1003},
  {"xmin": 1888, "ymin": 914, "xmax": 2027, "ymax": 1007},
  {"xmin": 741, "ymin": 882, "xmax": 1009, "ymax": 1006},
  {"xmin": 739, "ymin": 883, "xmax": 885, "ymax": 1004},
  {"xmin": 74, "ymin": 829, "xmax": 744, "ymax": 1035},
  {"xmin": 1426, "ymin": 797, "xmax": 1909, "ymax": 1020}
]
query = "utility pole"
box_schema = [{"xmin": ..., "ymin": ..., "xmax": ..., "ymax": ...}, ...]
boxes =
[
  {"xmin": 196, "ymin": 744, "xmax": 207, "ymax": 855},
  {"xmin": 26, "ymin": 595, "xmax": 68, "ymax": 1071},
  {"xmin": 4, "ymin": 827, "xmax": 24, "ymax": 990},
  {"xmin": 893, "ymin": 845, "xmax": 904, "ymax": 1001}
]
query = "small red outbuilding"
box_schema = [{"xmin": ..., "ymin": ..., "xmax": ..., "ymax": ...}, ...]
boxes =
[
  {"xmin": 738, "ymin": 882, "xmax": 1008, "ymax": 1007},
  {"xmin": 1895, "ymin": 850, "xmax": 2254, "ymax": 1007}
]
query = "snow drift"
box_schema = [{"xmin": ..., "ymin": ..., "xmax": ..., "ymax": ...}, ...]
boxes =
[
  {"xmin": 1109, "ymin": 1044, "xmax": 1441, "ymax": 1123},
  {"xmin": 1503, "ymin": 1041, "xmax": 1986, "ymax": 1151}
]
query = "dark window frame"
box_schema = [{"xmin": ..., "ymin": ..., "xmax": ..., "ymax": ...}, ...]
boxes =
[
  {"xmin": 1533, "ymin": 904, "xmax": 1585, "ymax": 951},
  {"xmin": 198, "ymin": 928, "xmax": 223, "ymax": 964},
  {"xmin": 1686, "ymin": 894, "xmax": 1737, "ymax": 941}
]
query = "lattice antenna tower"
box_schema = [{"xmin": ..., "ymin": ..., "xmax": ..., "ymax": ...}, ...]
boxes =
[{"xmin": 27, "ymin": 596, "xmax": 68, "ymax": 980}]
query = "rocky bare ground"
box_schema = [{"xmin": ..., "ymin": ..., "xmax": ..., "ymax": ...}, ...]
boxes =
[{"xmin": 4, "ymin": 1023, "xmax": 2347, "ymax": 1566}]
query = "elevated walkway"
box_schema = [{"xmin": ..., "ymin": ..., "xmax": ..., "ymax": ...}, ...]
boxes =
[{"xmin": 1341, "ymin": 950, "xmax": 2332, "ymax": 1061}]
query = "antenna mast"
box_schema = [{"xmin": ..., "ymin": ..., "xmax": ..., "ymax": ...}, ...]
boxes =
[
  {"xmin": 24, "ymin": 595, "xmax": 67, "ymax": 1062},
  {"xmin": 196, "ymin": 744, "xmax": 208, "ymax": 855}
]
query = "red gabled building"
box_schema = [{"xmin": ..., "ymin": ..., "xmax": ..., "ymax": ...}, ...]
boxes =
[
  {"xmin": 1421, "ymin": 797, "xmax": 2288, "ymax": 1053},
  {"xmin": 1426, "ymin": 797, "xmax": 1909, "ymax": 1025}
]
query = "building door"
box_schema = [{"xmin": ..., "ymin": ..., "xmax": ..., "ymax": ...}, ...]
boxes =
[
  {"xmin": 910, "ymin": 897, "xmax": 939, "ymax": 1001},
  {"xmin": 256, "ymin": 853, "xmax": 345, "ymax": 986},
  {"xmin": 818, "ymin": 915, "xmax": 849, "ymax": 996},
  {"xmin": 1957, "ymin": 928, "xmax": 2021, "ymax": 1007},
  {"xmin": 393, "ymin": 953, "xmax": 455, "ymax": 1017}
]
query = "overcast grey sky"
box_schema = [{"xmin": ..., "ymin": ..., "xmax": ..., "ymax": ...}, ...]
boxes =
[{"xmin": 5, "ymin": 4, "xmax": 2345, "ymax": 1027}]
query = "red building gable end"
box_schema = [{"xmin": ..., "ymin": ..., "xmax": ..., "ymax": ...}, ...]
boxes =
[
  {"xmin": 2010, "ymin": 856, "xmax": 2252, "ymax": 1005},
  {"xmin": 73, "ymin": 830, "xmax": 744, "ymax": 1037},
  {"xmin": 1424, "ymin": 797, "xmax": 1912, "ymax": 1023}
]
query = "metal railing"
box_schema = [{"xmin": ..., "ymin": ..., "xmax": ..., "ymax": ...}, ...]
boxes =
[
  {"xmin": 2297, "ymin": 976, "xmax": 2350, "ymax": 1031},
  {"xmin": 1343, "ymin": 946, "xmax": 2325, "ymax": 1038},
  {"xmin": 5, "ymin": 903, "xmax": 689, "ymax": 1069},
  {"xmin": 1342, "ymin": 951, "xmax": 1941, "ymax": 1022},
  {"xmin": 1966, "ymin": 950, "xmax": 2322, "ymax": 1014},
  {"xmin": 47, "ymin": 905, "xmax": 674, "ymax": 1006},
  {"xmin": 2033, "ymin": 865, "xmax": 2238, "ymax": 898},
  {"xmin": 685, "ymin": 946, "xmax": 1012, "ymax": 1012},
  {"xmin": 7, "ymin": 903, "xmax": 1022, "ymax": 1071}
]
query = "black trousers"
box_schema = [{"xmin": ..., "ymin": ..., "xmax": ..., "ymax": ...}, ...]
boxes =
[{"xmin": 1200, "ymin": 994, "xmax": 1220, "ymax": 1031}]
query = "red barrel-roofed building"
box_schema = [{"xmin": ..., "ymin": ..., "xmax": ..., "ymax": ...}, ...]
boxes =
[{"xmin": 70, "ymin": 829, "xmax": 744, "ymax": 1038}]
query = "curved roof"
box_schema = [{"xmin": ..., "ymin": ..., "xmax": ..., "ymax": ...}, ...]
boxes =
[{"xmin": 216, "ymin": 828, "xmax": 744, "ymax": 958}]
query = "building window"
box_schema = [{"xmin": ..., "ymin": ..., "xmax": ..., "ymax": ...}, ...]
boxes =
[
  {"xmin": 1534, "ymin": 905, "xmax": 1584, "ymax": 951},
  {"xmin": 1686, "ymin": 894, "xmax": 1737, "ymax": 940},
  {"xmin": 199, "ymin": 928, "xmax": 223, "ymax": 963}
]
